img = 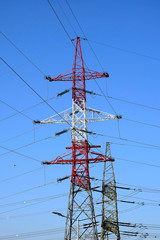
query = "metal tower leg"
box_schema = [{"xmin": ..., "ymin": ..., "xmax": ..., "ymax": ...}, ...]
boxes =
[
  {"xmin": 65, "ymin": 182, "xmax": 99, "ymax": 240},
  {"xmin": 101, "ymin": 143, "xmax": 120, "ymax": 240}
]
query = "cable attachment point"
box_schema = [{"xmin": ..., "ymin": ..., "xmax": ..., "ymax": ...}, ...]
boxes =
[
  {"xmin": 33, "ymin": 120, "xmax": 41, "ymax": 124},
  {"xmin": 45, "ymin": 76, "xmax": 52, "ymax": 80},
  {"xmin": 42, "ymin": 161, "xmax": 50, "ymax": 165},
  {"xmin": 115, "ymin": 115, "xmax": 122, "ymax": 119},
  {"xmin": 102, "ymin": 72, "xmax": 109, "ymax": 77}
]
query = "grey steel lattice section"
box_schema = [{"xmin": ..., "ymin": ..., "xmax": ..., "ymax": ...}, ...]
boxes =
[
  {"xmin": 101, "ymin": 143, "xmax": 120, "ymax": 240},
  {"xmin": 64, "ymin": 183, "xmax": 99, "ymax": 240}
]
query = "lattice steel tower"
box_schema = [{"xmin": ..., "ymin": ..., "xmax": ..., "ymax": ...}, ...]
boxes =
[
  {"xmin": 35, "ymin": 37, "xmax": 119, "ymax": 240},
  {"xmin": 101, "ymin": 142, "xmax": 120, "ymax": 240}
]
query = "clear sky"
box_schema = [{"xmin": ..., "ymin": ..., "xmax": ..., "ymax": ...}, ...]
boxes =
[{"xmin": 0, "ymin": 0, "xmax": 160, "ymax": 239}]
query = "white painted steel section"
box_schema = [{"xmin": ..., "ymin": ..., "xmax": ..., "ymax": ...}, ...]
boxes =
[
  {"xmin": 37, "ymin": 107, "xmax": 117, "ymax": 125},
  {"xmin": 71, "ymin": 99, "xmax": 87, "ymax": 142}
]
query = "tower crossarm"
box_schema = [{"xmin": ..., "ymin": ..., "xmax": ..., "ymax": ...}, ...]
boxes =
[
  {"xmin": 86, "ymin": 108, "xmax": 121, "ymax": 123},
  {"xmin": 47, "ymin": 68, "xmax": 109, "ymax": 82},
  {"xmin": 34, "ymin": 108, "xmax": 73, "ymax": 125},
  {"xmin": 34, "ymin": 107, "xmax": 121, "ymax": 125},
  {"xmin": 42, "ymin": 146, "xmax": 114, "ymax": 166}
]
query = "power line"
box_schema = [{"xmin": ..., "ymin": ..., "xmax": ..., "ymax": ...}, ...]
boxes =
[
  {"xmin": 0, "ymin": 126, "xmax": 39, "ymax": 144},
  {"xmin": 0, "ymin": 57, "xmax": 76, "ymax": 131},
  {"xmin": 3, "ymin": 189, "xmax": 155, "ymax": 211},
  {"xmin": 118, "ymin": 193, "xmax": 160, "ymax": 204},
  {"xmin": 90, "ymin": 131, "xmax": 160, "ymax": 150},
  {"xmin": 47, "ymin": 0, "xmax": 118, "ymax": 135},
  {"xmin": 0, "ymin": 57, "xmax": 106, "ymax": 172},
  {"xmin": 0, "ymin": 193, "xmax": 68, "ymax": 209},
  {"xmin": 117, "ymin": 182, "xmax": 160, "ymax": 193},
  {"xmin": 0, "ymin": 57, "xmax": 90, "ymax": 144},
  {"xmin": 118, "ymin": 221, "xmax": 160, "ymax": 230},
  {"xmin": 3, "ymin": 131, "xmax": 155, "ymax": 174},
  {"xmin": 0, "ymin": 227, "xmax": 65, "ymax": 239},
  {"xmin": 0, "ymin": 57, "xmax": 59, "ymax": 114},
  {"xmin": 108, "ymin": 95, "xmax": 160, "ymax": 111},
  {"xmin": 94, "ymin": 81, "xmax": 118, "ymax": 114},
  {"xmin": 0, "ymin": 129, "xmax": 158, "ymax": 157},
  {"xmin": 3, "ymin": 3, "xmax": 158, "ymax": 145},
  {"xmin": 0, "ymin": 31, "xmax": 46, "ymax": 75},
  {"xmin": 0, "ymin": 207, "xmax": 66, "ymax": 221},
  {"xmin": 0, "ymin": 89, "xmax": 70, "ymax": 123},
  {"xmin": 1, "ymin": 125, "xmax": 160, "ymax": 170},
  {"xmin": 109, "ymin": 141, "xmax": 160, "ymax": 150},
  {"xmin": 0, "ymin": 40, "xmax": 70, "ymax": 79},
  {"xmin": 90, "ymin": 178, "xmax": 160, "ymax": 194},
  {"xmin": 0, "ymin": 167, "xmax": 43, "ymax": 184},
  {"xmin": 49, "ymin": 0, "xmax": 114, "ymax": 116},
  {"xmin": 1, "ymin": 100, "xmax": 159, "ymax": 165},
  {"xmin": 63, "ymin": 1, "xmax": 120, "ymax": 145},
  {"xmin": 92, "ymin": 95, "xmax": 160, "ymax": 129},
  {"xmin": 64, "ymin": 0, "xmax": 118, "ymax": 117},
  {"xmin": 65, "ymin": 0, "xmax": 104, "ymax": 72},
  {"xmin": 91, "ymin": 178, "xmax": 160, "ymax": 194},
  {"xmin": 123, "ymin": 117, "xmax": 160, "ymax": 129},
  {"xmin": 116, "ymin": 156, "xmax": 160, "ymax": 169},
  {"xmin": 0, "ymin": 135, "xmax": 55, "ymax": 159},
  {"xmin": 0, "ymin": 144, "xmax": 41, "ymax": 163},
  {"xmin": 0, "ymin": 98, "xmax": 32, "ymax": 121},
  {"xmin": 47, "ymin": 0, "xmax": 75, "ymax": 44},
  {"xmin": 95, "ymin": 95, "xmax": 160, "ymax": 129},
  {"xmin": 56, "ymin": 0, "xmax": 78, "ymax": 36},
  {"xmin": 0, "ymin": 56, "xmax": 113, "ymax": 165},
  {"xmin": 88, "ymin": 39, "xmax": 160, "ymax": 62},
  {"xmin": 118, "ymin": 199, "xmax": 160, "ymax": 207},
  {"xmin": 0, "ymin": 193, "xmax": 68, "ymax": 215},
  {"xmin": 0, "ymin": 99, "xmax": 61, "ymax": 144},
  {"xmin": 0, "ymin": 179, "xmax": 57, "ymax": 200},
  {"xmin": 117, "ymin": 191, "xmax": 140, "ymax": 202},
  {"xmin": 1, "ymin": 3, "xmax": 159, "ymax": 236},
  {"xmin": 0, "ymin": 56, "xmax": 118, "ymax": 174},
  {"xmin": 118, "ymin": 205, "xmax": 144, "ymax": 214},
  {"xmin": 0, "ymin": 87, "xmax": 99, "ymax": 124},
  {"xmin": 5, "ymin": 0, "xmax": 158, "ymax": 214}
]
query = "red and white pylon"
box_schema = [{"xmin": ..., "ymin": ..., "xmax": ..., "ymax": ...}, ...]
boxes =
[{"xmin": 36, "ymin": 37, "xmax": 120, "ymax": 240}]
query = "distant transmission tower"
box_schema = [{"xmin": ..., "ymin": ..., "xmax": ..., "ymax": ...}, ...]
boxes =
[
  {"xmin": 101, "ymin": 142, "xmax": 120, "ymax": 240},
  {"xmin": 35, "ymin": 37, "xmax": 120, "ymax": 240}
]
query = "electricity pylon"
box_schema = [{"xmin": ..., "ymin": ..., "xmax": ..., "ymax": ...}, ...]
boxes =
[
  {"xmin": 35, "ymin": 37, "xmax": 120, "ymax": 240},
  {"xmin": 101, "ymin": 142, "xmax": 120, "ymax": 240}
]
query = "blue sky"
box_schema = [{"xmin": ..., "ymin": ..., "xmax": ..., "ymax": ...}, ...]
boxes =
[{"xmin": 0, "ymin": 0, "xmax": 160, "ymax": 239}]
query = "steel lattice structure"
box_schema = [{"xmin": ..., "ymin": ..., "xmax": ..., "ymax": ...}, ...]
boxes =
[
  {"xmin": 101, "ymin": 142, "xmax": 120, "ymax": 240},
  {"xmin": 35, "ymin": 37, "xmax": 120, "ymax": 240}
]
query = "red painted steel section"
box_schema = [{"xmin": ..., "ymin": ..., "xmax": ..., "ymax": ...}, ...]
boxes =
[{"xmin": 72, "ymin": 37, "xmax": 86, "ymax": 107}]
